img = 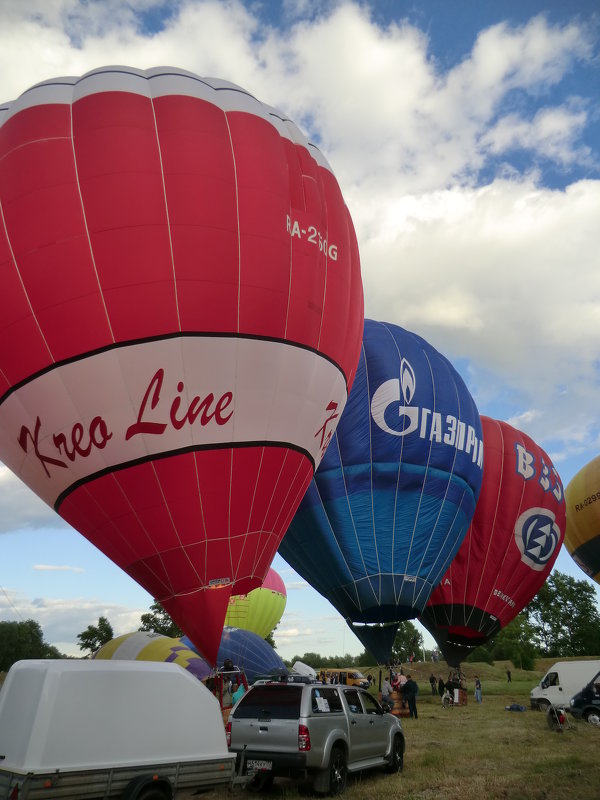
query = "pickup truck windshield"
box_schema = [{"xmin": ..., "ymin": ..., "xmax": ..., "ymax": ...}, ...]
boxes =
[{"xmin": 233, "ymin": 685, "xmax": 303, "ymax": 719}]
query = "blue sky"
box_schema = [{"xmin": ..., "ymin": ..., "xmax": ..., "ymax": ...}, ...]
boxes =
[{"xmin": 0, "ymin": 0, "xmax": 599, "ymax": 661}]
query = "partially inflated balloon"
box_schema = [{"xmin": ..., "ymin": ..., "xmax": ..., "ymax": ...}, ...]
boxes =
[
  {"xmin": 183, "ymin": 626, "xmax": 287, "ymax": 682},
  {"xmin": 0, "ymin": 67, "xmax": 363, "ymax": 664},
  {"xmin": 420, "ymin": 416, "xmax": 565, "ymax": 666},
  {"xmin": 224, "ymin": 568, "xmax": 287, "ymax": 638},
  {"xmin": 279, "ymin": 319, "xmax": 484, "ymax": 663},
  {"xmin": 93, "ymin": 631, "xmax": 211, "ymax": 681},
  {"xmin": 564, "ymin": 456, "xmax": 600, "ymax": 585}
]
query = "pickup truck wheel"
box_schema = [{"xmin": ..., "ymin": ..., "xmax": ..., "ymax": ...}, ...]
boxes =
[
  {"xmin": 247, "ymin": 772, "xmax": 274, "ymax": 792},
  {"xmin": 327, "ymin": 746, "xmax": 347, "ymax": 796},
  {"xmin": 584, "ymin": 710, "xmax": 600, "ymax": 725},
  {"xmin": 386, "ymin": 734, "xmax": 404, "ymax": 774},
  {"xmin": 536, "ymin": 700, "xmax": 550, "ymax": 712}
]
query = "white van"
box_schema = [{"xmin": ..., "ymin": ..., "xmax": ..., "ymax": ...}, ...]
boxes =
[{"xmin": 530, "ymin": 660, "xmax": 600, "ymax": 710}]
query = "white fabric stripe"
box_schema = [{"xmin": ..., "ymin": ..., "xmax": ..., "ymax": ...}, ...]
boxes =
[
  {"xmin": 1, "ymin": 67, "xmax": 334, "ymax": 174},
  {"xmin": 0, "ymin": 336, "xmax": 347, "ymax": 509}
]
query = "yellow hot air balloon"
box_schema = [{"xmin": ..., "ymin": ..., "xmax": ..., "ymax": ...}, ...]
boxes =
[
  {"xmin": 93, "ymin": 631, "xmax": 210, "ymax": 681},
  {"xmin": 224, "ymin": 568, "xmax": 286, "ymax": 639},
  {"xmin": 565, "ymin": 456, "xmax": 600, "ymax": 585}
]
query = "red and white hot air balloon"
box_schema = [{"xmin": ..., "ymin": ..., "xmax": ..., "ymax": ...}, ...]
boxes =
[{"xmin": 0, "ymin": 66, "xmax": 364, "ymax": 664}]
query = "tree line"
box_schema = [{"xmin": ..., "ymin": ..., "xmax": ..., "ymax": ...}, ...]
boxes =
[{"xmin": 1, "ymin": 570, "xmax": 598, "ymax": 674}]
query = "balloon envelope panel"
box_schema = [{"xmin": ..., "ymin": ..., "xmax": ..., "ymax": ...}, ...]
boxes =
[
  {"xmin": 93, "ymin": 631, "xmax": 211, "ymax": 681},
  {"xmin": 224, "ymin": 568, "xmax": 287, "ymax": 638},
  {"xmin": 0, "ymin": 67, "xmax": 363, "ymax": 664},
  {"xmin": 564, "ymin": 456, "xmax": 600, "ymax": 585},
  {"xmin": 421, "ymin": 416, "xmax": 565, "ymax": 665},
  {"xmin": 183, "ymin": 626, "xmax": 287, "ymax": 682},
  {"xmin": 279, "ymin": 319, "xmax": 484, "ymax": 659}
]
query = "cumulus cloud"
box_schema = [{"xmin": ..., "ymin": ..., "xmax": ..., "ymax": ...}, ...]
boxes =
[
  {"xmin": 0, "ymin": 590, "xmax": 147, "ymax": 654},
  {"xmin": 0, "ymin": 466, "xmax": 67, "ymax": 534},
  {"xmin": 33, "ymin": 564, "xmax": 85, "ymax": 572}
]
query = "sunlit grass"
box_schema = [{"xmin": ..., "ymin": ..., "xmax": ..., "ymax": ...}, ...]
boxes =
[{"xmin": 194, "ymin": 658, "xmax": 600, "ymax": 800}]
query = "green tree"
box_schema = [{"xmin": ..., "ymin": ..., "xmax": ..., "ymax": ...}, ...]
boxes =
[
  {"xmin": 524, "ymin": 571, "xmax": 600, "ymax": 657},
  {"xmin": 139, "ymin": 601, "xmax": 182, "ymax": 638},
  {"xmin": 492, "ymin": 614, "xmax": 537, "ymax": 669},
  {"xmin": 77, "ymin": 616, "xmax": 114, "ymax": 654},
  {"xmin": 0, "ymin": 619, "xmax": 64, "ymax": 672},
  {"xmin": 390, "ymin": 621, "xmax": 423, "ymax": 664},
  {"xmin": 264, "ymin": 624, "xmax": 278, "ymax": 649}
]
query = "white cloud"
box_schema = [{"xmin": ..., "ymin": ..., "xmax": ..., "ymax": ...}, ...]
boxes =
[
  {"xmin": 0, "ymin": 466, "xmax": 67, "ymax": 534},
  {"xmin": 33, "ymin": 564, "xmax": 85, "ymax": 573},
  {"xmin": 0, "ymin": 590, "xmax": 146, "ymax": 653}
]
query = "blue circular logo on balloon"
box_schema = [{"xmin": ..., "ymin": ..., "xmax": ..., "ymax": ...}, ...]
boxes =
[{"xmin": 515, "ymin": 508, "xmax": 560, "ymax": 571}]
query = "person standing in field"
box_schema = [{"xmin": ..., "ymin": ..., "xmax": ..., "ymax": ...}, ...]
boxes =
[
  {"xmin": 507, "ymin": 669, "xmax": 512, "ymax": 682},
  {"xmin": 429, "ymin": 673, "xmax": 437, "ymax": 695},
  {"xmin": 403, "ymin": 674, "xmax": 419, "ymax": 718},
  {"xmin": 474, "ymin": 675, "xmax": 482, "ymax": 703}
]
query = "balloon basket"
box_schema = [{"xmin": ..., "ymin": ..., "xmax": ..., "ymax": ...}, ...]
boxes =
[{"xmin": 379, "ymin": 691, "xmax": 410, "ymax": 717}]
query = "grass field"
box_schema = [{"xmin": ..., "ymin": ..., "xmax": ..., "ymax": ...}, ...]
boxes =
[
  {"xmin": 2, "ymin": 659, "xmax": 599, "ymax": 799},
  {"xmin": 198, "ymin": 658, "xmax": 600, "ymax": 800}
]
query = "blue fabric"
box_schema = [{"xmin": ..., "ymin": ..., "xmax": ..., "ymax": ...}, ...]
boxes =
[
  {"xmin": 279, "ymin": 319, "xmax": 483, "ymax": 656},
  {"xmin": 182, "ymin": 626, "xmax": 287, "ymax": 682}
]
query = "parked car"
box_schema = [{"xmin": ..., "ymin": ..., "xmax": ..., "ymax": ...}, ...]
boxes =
[
  {"xmin": 569, "ymin": 670, "xmax": 600, "ymax": 724},
  {"xmin": 226, "ymin": 681, "xmax": 405, "ymax": 794}
]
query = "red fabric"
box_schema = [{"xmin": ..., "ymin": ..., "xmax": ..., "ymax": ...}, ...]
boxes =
[
  {"xmin": 425, "ymin": 416, "xmax": 566, "ymax": 637},
  {"xmin": 0, "ymin": 76, "xmax": 363, "ymax": 664}
]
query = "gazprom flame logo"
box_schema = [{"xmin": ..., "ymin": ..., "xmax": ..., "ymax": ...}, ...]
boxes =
[
  {"xmin": 515, "ymin": 508, "xmax": 560, "ymax": 571},
  {"xmin": 400, "ymin": 358, "xmax": 416, "ymax": 404},
  {"xmin": 369, "ymin": 357, "xmax": 483, "ymax": 466},
  {"xmin": 371, "ymin": 359, "xmax": 418, "ymax": 436}
]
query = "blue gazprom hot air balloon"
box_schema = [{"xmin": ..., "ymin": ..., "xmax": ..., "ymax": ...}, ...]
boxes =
[{"xmin": 278, "ymin": 319, "xmax": 484, "ymax": 663}]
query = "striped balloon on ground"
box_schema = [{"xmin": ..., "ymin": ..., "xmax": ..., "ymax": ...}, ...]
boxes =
[
  {"xmin": 93, "ymin": 631, "xmax": 211, "ymax": 681},
  {"xmin": 183, "ymin": 626, "xmax": 287, "ymax": 682}
]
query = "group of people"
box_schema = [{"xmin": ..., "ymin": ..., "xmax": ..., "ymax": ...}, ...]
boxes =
[
  {"xmin": 382, "ymin": 670, "xmax": 419, "ymax": 718},
  {"xmin": 431, "ymin": 670, "xmax": 482, "ymax": 704}
]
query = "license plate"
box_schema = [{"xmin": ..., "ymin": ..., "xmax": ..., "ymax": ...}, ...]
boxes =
[{"xmin": 247, "ymin": 759, "xmax": 272, "ymax": 772}]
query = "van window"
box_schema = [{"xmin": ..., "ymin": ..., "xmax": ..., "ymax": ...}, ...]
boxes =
[
  {"xmin": 233, "ymin": 685, "xmax": 302, "ymax": 720},
  {"xmin": 311, "ymin": 687, "xmax": 343, "ymax": 713},
  {"xmin": 542, "ymin": 672, "xmax": 559, "ymax": 688}
]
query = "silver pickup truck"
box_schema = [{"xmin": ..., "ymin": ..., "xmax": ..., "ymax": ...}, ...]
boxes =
[{"xmin": 226, "ymin": 681, "xmax": 405, "ymax": 794}]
